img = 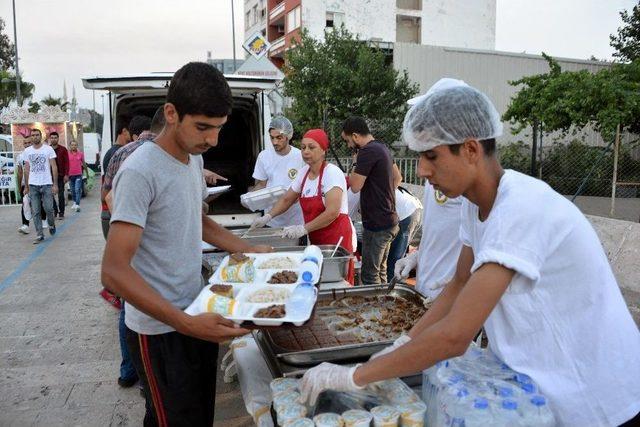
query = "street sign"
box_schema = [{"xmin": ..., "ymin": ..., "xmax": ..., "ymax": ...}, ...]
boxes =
[
  {"xmin": 0, "ymin": 174, "xmax": 14, "ymax": 189},
  {"xmin": 243, "ymin": 32, "xmax": 271, "ymax": 59}
]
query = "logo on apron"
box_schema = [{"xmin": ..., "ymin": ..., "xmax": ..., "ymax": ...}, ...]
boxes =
[
  {"xmin": 288, "ymin": 168, "xmax": 298, "ymax": 180},
  {"xmin": 434, "ymin": 189, "xmax": 448, "ymax": 205}
]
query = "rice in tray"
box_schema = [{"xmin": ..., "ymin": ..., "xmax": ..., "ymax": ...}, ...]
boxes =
[
  {"xmin": 247, "ymin": 288, "xmax": 292, "ymax": 303},
  {"xmin": 257, "ymin": 256, "xmax": 298, "ymax": 269}
]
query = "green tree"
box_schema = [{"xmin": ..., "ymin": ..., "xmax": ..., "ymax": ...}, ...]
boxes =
[
  {"xmin": 41, "ymin": 94, "xmax": 64, "ymax": 107},
  {"xmin": 0, "ymin": 69, "xmax": 34, "ymax": 108},
  {"xmin": 283, "ymin": 27, "xmax": 418, "ymax": 151},
  {"xmin": 28, "ymin": 101, "xmax": 40, "ymax": 113},
  {"xmin": 0, "ymin": 17, "xmax": 15, "ymax": 70},
  {"xmin": 610, "ymin": 1, "xmax": 640, "ymax": 63}
]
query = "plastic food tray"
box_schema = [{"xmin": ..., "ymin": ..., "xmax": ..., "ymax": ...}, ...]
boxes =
[
  {"xmin": 240, "ymin": 186, "xmax": 286, "ymax": 211},
  {"xmin": 186, "ymin": 252, "xmax": 323, "ymax": 327}
]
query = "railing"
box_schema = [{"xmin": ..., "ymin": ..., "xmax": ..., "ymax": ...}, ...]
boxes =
[
  {"xmin": 329, "ymin": 156, "xmax": 423, "ymax": 186},
  {"xmin": 269, "ymin": 35, "xmax": 286, "ymax": 53},
  {"xmin": 0, "ymin": 151, "xmax": 19, "ymax": 206},
  {"xmin": 269, "ymin": 1, "xmax": 286, "ymax": 21}
]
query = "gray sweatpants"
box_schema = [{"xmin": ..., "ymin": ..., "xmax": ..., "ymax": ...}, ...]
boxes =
[
  {"xmin": 29, "ymin": 184, "xmax": 55, "ymax": 237},
  {"xmin": 361, "ymin": 224, "xmax": 399, "ymax": 285}
]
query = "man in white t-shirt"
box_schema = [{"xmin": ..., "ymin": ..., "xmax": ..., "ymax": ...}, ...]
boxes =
[
  {"xmin": 251, "ymin": 116, "xmax": 305, "ymax": 228},
  {"xmin": 23, "ymin": 129, "xmax": 58, "ymax": 243},
  {"xmin": 298, "ymin": 84, "xmax": 640, "ymax": 426}
]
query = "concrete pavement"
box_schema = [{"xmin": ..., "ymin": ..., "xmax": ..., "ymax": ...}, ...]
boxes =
[{"xmin": 0, "ymin": 191, "xmax": 252, "ymax": 427}]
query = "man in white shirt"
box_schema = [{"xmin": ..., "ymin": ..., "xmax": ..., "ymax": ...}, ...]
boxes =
[
  {"xmin": 299, "ymin": 83, "xmax": 640, "ymax": 427},
  {"xmin": 251, "ymin": 116, "xmax": 304, "ymax": 228},
  {"xmin": 23, "ymin": 129, "xmax": 58, "ymax": 243},
  {"xmin": 16, "ymin": 137, "xmax": 32, "ymax": 234}
]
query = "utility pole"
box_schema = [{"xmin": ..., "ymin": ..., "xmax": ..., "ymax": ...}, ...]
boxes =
[
  {"xmin": 92, "ymin": 91, "xmax": 97, "ymax": 132},
  {"xmin": 12, "ymin": 0, "xmax": 21, "ymax": 106},
  {"xmin": 231, "ymin": 0, "xmax": 237, "ymax": 72}
]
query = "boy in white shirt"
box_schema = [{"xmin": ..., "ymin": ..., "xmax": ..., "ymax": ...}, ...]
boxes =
[
  {"xmin": 23, "ymin": 129, "xmax": 58, "ymax": 243},
  {"xmin": 299, "ymin": 83, "xmax": 640, "ymax": 427},
  {"xmin": 251, "ymin": 116, "xmax": 305, "ymax": 228}
]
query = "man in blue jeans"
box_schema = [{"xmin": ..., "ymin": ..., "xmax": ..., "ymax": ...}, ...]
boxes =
[{"xmin": 23, "ymin": 129, "xmax": 58, "ymax": 244}]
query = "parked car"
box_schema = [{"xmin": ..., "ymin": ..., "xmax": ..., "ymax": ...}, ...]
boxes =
[
  {"xmin": 83, "ymin": 72, "xmax": 277, "ymax": 239},
  {"xmin": 0, "ymin": 135, "xmax": 14, "ymax": 175}
]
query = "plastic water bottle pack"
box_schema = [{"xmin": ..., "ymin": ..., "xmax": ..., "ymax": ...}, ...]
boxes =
[{"xmin": 422, "ymin": 345, "xmax": 555, "ymax": 426}]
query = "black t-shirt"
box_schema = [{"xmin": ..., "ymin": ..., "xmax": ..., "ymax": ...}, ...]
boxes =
[
  {"xmin": 354, "ymin": 140, "xmax": 398, "ymax": 230},
  {"xmin": 102, "ymin": 144, "xmax": 123, "ymax": 173}
]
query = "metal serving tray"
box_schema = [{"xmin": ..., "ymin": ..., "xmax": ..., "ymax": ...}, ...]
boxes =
[
  {"xmin": 254, "ymin": 284, "xmax": 428, "ymax": 368},
  {"xmin": 230, "ymin": 227, "xmax": 301, "ymax": 248}
]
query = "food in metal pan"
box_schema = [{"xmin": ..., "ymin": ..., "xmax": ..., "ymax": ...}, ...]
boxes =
[
  {"xmin": 254, "ymin": 304, "xmax": 286, "ymax": 318},
  {"xmin": 267, "ymin": 270, "xmax": 298, "ymax": 284}
]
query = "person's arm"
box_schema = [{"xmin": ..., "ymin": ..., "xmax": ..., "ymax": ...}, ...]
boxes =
[
  {"xmin": 408, "ymin": 245, "xmax": 474, "ymax": 337},
  {"xmin": 105, "ymin": 190, "xmax": 114, "ymax": 213},
  {"xmin": 349, "ymin": 172, "xmax": 366, "ymax": 193},
  {"xmin": 251, "ymin": 179, "xmax": 267, "ymax": 191},
  {"xmin": 353, "ymin": 261, "xmax": 515, "ymax": 385},
  {"xmin": 49, "ymin": 158, "xmax": 58, "ymax": 194},
  {"xmin": 303, "ymin": 187, "xmax": 342, "ymax": 233},
  {"xmin": 16, "ymin": 161, "xmax": 23, "ymax": 193},
  {"xmin": 103, "ymin": 221, "xmax": 250, "ymax": 342},
  {"xmin": 267, "ymin": 188, "xmax": 299, "ymax": 218},
  {"xmin": 202, "ymin": 213, "xmax": 272, "ymax": 253},
  {"xmin": 203, "ymin": 169, "xmax": 227, "ymax": 186},
  {"xmin": 62, "ymin": 148, "xmax": 70, "ymax": 182},
  {"xmin": 392, "ymin": 164, "xmax": 402, "ymax": 188}
]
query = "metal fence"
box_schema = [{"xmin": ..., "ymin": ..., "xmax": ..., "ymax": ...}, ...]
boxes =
[
  {"xmin": 329, "ymin": 157, "xmax": 423, "ymax": 186},
  {"xmin": 0, "ymin": 150, "xmax": 19, "ymax": 206}
]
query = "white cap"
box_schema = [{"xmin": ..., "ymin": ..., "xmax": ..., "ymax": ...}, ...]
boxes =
[{"xmin": 402, "ymin": 79, "xmax": 503, "ymax": 152}]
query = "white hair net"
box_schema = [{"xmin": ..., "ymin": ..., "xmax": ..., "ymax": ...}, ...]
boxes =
[
  {"xmin": 406, "ymin": 77, "xmax": 468, "ymax": 106},
  {"xmin": 402, "ymin": 82, "xmax": 503, "ymax": 152},
  {"xmin": 268, "ymin": 116, "xmax": 294, "ymax": 139}
]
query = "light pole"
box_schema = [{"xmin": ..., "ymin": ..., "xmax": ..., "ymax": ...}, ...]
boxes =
[
  {"xmin": 11, "ymin": 0, "xmax": 21, "ymax": 106},
  {"xmin": 231, "ymin": 0, "xmax": 237, "ymax": 72}
]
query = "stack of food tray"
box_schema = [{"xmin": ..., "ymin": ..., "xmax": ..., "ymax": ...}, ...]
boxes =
[{"xmin": 254, "ymin": 284, "xmax": 431, "ymax": 378}]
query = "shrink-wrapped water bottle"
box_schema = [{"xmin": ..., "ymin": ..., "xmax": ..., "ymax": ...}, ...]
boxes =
[
  {"xmin": 463, "ymin": 398, "xmax": 495, "ymax": 427},
  {"xmin": 520, "ymin": 395, "xmax": 555, "ymax": 427},
  {"xmin": 301, "ymin": 245, "xmax": 323, "ymax": 283}
]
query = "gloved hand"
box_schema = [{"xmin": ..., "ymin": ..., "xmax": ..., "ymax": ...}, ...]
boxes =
[
  {"xmin": 394, "ymin": 251, "xmax": 418, "ymax": 280},
  {"xmin": 282, "ymin": 225, "xmax": 308, "ymax": 239},
  {"xmin": 249, "ymin": 214, "xmax": 272, "ymax": 230},
  {"xmin": 299, "ymin": 362, "xmax": 364, "ymax": 406},
  {"xmin": 370, "ymin": 334, "xmax": 411, "ymax": 360}
]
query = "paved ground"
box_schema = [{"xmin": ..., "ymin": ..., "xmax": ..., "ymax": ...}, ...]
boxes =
[
  {"xmin": 1, "ymin": 189, "xmax": 638, "ymax": 427},
  {"xmin": 0, "ymin": 191, "xmax": 252, "ymax": 427}
]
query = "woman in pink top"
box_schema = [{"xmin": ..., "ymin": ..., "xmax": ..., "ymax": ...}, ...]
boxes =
[{"xmin": 67, "ymin": 140, "xmax": 88, "ymax": 212}]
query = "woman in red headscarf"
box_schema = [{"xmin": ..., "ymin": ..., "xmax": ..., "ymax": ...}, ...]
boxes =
[{"xmin": 250, "ymin": 129, "xmax": 356, "ymax": 283}]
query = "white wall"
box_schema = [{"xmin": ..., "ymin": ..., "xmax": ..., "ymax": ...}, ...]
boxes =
[
  {"xmin": 420, "ymin": 0, "xmax": 496, "ymax": 49},
  {"xmin": 301, "ymin": 0, "xmax": 495, "ymax": 50}
]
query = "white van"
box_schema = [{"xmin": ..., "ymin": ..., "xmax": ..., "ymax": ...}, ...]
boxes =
[{"xmin": 82, "ymin": 72, "xmax": 277, "ymax": 235}]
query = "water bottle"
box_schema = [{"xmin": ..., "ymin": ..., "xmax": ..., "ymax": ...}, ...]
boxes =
[
  {"xmin": 301, "ymin": 245, "xmax": 323, "ymax": 283},
  {"xmin": 498, "ymin": 399, "xmax": 522, "ymax": 425},
  {"xmin": 285, "ymin": 282, "xmax": 315, "ymax": 319},
  {"xmin": 464, "ymin": 398, "xmax": 494, "ymax": 427},
  {"xmin": 440, "ymin": 386, "xmax": 470, "ymax": 426},
  {"xmin": 520, "ymin": 395, "xmax": 555, "ymax": 427}
]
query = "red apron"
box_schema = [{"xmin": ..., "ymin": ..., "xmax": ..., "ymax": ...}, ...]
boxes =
[{"xmin": 299, "ymin": 162, "xmax": 355, "ymax": 284}]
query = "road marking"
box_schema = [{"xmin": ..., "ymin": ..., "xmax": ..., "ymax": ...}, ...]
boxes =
[{"xmin": 0, "ymin": 214, "xmax": 81, "ymax": 294}]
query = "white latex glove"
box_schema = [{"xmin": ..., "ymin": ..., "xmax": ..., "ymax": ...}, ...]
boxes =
[
  {"xmin": 394, "ymin": 251, "xmax": 418, "ymax": 280},
  {"xmin": 282, "ymin": 225, "xmax": 308, "ymax": 239},
  {"xmin": 370, "ymin": 334, "xmax": 412, "ymax": 360},
  {"xmin": 299, "ymin": 362, "xmax": 364, "ymax": 406},
  {"xmin": 249, "ymin": 214, "xmax": 272, "ymax": 230}
]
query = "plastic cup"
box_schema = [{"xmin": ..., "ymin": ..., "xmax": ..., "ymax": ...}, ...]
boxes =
[
  {"xmin": 277, "ymin": 403, "xmax": 307, "ymax": 427},
  {"xmin": 370, "ymin": 405, "xmax": 400, "ymax": 427},
  {"xmin": 283, "ymin": 418, "xmax": 315, "ymax": 427},
  {"xmin": 273, "ymin": 390, "xmax": 302, "ymax": 412},
  {"xmin": 342, "ymin": 409, "xmax": 373, "ymax": 427},
  {"xmin": 397, "ymin": 401, "xmax": 427, "ymax": 427},
  {"xmin": 313, "ymin": 412, "xmax": 345, "ymax": 427},
  {"xmin": 270, "ymin": 377, "xmax": 299, "ymax": 397}
]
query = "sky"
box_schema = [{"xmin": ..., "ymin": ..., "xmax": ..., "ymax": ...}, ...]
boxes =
[{"xmin": 0, "ymin": 0, "xmax": 636, "ymax": 110}]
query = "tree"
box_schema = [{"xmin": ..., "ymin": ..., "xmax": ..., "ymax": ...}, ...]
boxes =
[
  {"xmin": 610, "ymin": 1, "xmax": 640, "ymax": 63},
  {"xmin": 0, "ymin": 69, "xmax": 34, "ymax": 108},
  {"xmin": 283, "ymin": 26, "xmax": 418, "ymax": 151},
  {"xmin": 0, "ymin": 17, "xmax": 15, "ymax": 70},
  {"xmin": 41, "ymin": 95, "xmax": 64, "ymax": 107},
  {"xmin": 28, "ymin": 101, "xmax": 40, "ymax": 113}
]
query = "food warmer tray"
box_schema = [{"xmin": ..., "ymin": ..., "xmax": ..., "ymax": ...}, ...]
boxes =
[{"xmin": 254, "ymin": 284, "xmax": 429, "ymax": 368}]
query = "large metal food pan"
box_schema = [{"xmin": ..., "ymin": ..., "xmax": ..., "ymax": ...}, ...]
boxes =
[
  {"xmin": 256, "ymin": 284, "xmax": 428, "ymax": 367},
  {"xmin": 230, "ymin": 227, "xmax": 300, "ymax": 247},
  {"xmin": 273, "ymin": 245, "xmax": 353, "ymax": 283}
]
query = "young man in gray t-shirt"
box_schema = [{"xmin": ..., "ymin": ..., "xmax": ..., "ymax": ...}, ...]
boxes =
[{"xmin": 102, "ymin": 62, "xmax": 271, "ymax": 426}]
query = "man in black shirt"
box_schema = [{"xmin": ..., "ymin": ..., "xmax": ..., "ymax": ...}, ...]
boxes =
[{"xmin": 342, "ymin": 116, "xmax": 401, "ymax": 285}]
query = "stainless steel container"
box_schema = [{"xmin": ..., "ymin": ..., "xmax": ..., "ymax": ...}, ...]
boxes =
[
  {"xmin": 272, "ymin": 245, "xmax": 353, "ymax": 283},
  {"xmin": 254, "ymin": 284, "xmax": 429, "ymax": 372}
]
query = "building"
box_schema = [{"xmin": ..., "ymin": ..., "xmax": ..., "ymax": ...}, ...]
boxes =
[
  {"xmin": 206, "ymin": 52, "xmax": 245, "ymax": 74},
  {"xmin": 247, "ymin": 0, "xmax": 496, "ymax": 68}
]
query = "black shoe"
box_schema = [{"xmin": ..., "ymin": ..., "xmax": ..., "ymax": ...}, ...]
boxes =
[
  {"xmin": 58, "ymin": 214, "xmax": 64, "ymax": 220},
  {"xmin": 117, "ymin": 376, "xmax": 138, "ymax": 388},
  {"xmin": 49, "ymin": 225, "xmax": 56, "ymax": 236}
]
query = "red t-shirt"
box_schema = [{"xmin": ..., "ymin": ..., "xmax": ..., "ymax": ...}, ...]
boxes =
[{"xmin": 68, "ymin": 151, "xmax": 84, "ymax": 176}]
